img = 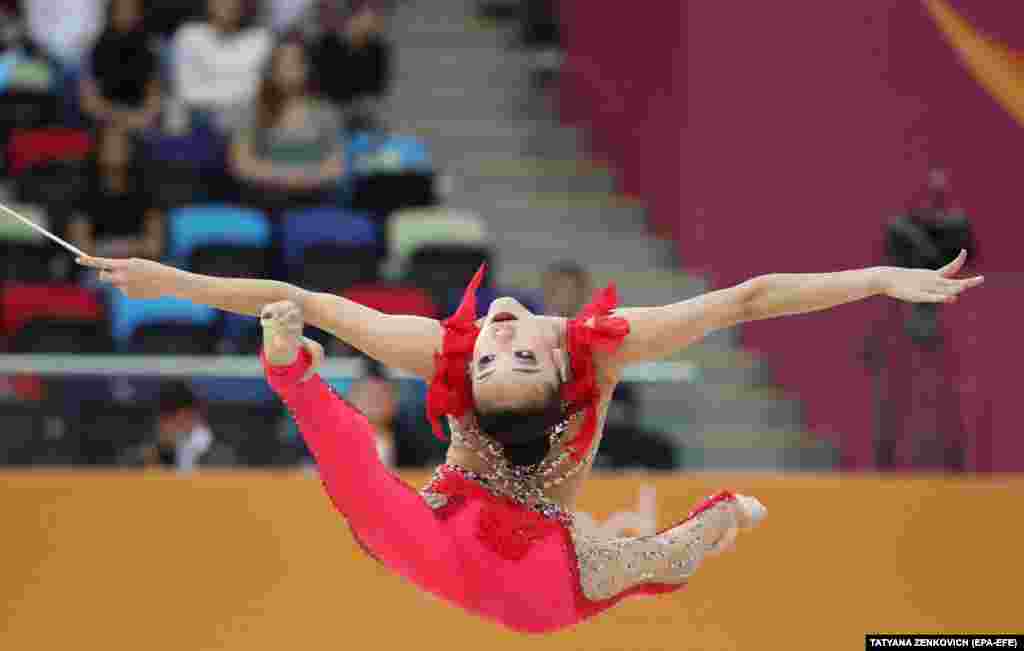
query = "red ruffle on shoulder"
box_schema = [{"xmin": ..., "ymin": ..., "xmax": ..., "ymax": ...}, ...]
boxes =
[
  {"xmin": 562, "ymin": 284, "xmax": 630, "ymax": 462},
  {"xmin": 425, "ymin": 264, "xmax": 485, "ymax": 440}
]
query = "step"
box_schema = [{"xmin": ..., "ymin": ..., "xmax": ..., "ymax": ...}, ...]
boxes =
[
  {"xmin": 427, "ymin": 134, "xmax": 583, "ymax": 165},
  {"xmin": 382, "ymin": 102, "xmax": 560, "ymax": 126},
  {"xmin": 393, "ymin": 22, "xmax": 510, "ymax": 49},
  {"xmin": 677, "ymin": 440, "xmax": 838, "ymax": 471},
  {"xmin": 450, "ymin": 158, "xmax": 618, "ymax": 194},
  {"xmin": 491, "ymin": 231, "xmax": 679, "ymax": 271},
  {"xmin": 391, "ymin": 119, "xmax": 582, "ymax": 141},
  {"xmin": 452, "ymin": 196, "xmax": 650, "ymax": 236},
  {"xmin": 394, "ymin": 46, "xmax": 535, "ymax": 69},
  {"xmin": 390, "ymin": 0, "xmax": 478, "ymax": 24},
  {"xmin": 498, "ymin": 266, "xmax": 707, "ymax": 309},
  {"xmin": 640, "ymin": 383, "xmax": 803, "ymax": 434},
  {"xmin": 454, "ymin": 171, "xmax": 617, "ymax": 195},
  {"xmin": 386, "ymin": 85, "xmax": 544, "ymax": 110}
]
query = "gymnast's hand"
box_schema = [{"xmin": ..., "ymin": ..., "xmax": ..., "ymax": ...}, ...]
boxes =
[
  {"xmin": 880, "ymin": 249, "xmax": 984, "ymax": 304},
  {"xmin": 76, "ymin": 256, "xmax": 178, "ymax": 300},
  {"xmin": 260, "ymin": 300, "xmax": 325, "ymax": 377}
]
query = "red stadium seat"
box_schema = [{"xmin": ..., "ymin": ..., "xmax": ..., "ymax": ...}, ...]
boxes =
[
  {"xmin": 0, "ymin": 284, "xmax": 105, "ymax": 340},
  {"xmin": 6, "ymin": 128, "xmax": 93, "ymax": 176},
  {"xmin": 341, "ymin": 283, "xmax": 439, "ymax": 318}
]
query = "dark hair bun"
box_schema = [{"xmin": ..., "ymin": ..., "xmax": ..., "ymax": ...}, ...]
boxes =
[{"xmin": 474, "ymin": 396, "xmax": 563, "ymax": 468}]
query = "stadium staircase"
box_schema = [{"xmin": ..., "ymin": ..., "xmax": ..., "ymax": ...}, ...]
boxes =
[{"xmin": 383, "ymin": 0, "xmax": 837, "ymax": 469}]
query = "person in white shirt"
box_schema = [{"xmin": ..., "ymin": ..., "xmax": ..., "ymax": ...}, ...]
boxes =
[
  {"xmin": 21, "ymin": 0, "xmax": 102, "ymax": 68},
  {"xmin": 171, "ymin": 0, "xmax": 272, "ymax": 133}
]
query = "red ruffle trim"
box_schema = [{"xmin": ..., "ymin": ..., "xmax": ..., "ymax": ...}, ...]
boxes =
[
  {"xmin": 430, "ymin": 467, "xmax": 562, "ymax": 561},
  {"xmin": 425, "ymin": 265, "xmax": 485, "ymax": 439},
  {"xmin": 562, "ymin": 283, "xmax": 629, "ymax": 463}
]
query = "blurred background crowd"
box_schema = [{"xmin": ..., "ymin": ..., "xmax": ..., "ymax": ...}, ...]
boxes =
[
  {"xmin": 0, "ymin": 0, "xmax": 677, "ymax": 473},
  {"xmin": 0, "ymin": 0, "xmax": 987, "ymax": 475}
]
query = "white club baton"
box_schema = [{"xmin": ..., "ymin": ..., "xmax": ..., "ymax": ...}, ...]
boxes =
[{"xmin": 0, "ymin": 201, "xmax": 88, "ymax": 258}]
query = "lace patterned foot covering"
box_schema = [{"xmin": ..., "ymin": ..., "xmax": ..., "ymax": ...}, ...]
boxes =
[{"xmin": 573, "ymin": 494, "xmax": 741, "ymax": 601}]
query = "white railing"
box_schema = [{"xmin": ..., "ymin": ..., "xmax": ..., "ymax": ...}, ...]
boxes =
[{"xmin": 0, "ymin": 355, "xmax": 698, "ymax": 383}]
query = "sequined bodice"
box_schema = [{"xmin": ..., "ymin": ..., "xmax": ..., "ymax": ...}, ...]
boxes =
[
  {"xmin": 418, "ymin": 423, "xmax": 739, "ymax": 603},
  {"xmin": 417, "ymin": 265, "xmax": 735, "ymax": 604},
  {"xmin": 449, "ymin": 409, "xmax": 592, "ymax": 495}
]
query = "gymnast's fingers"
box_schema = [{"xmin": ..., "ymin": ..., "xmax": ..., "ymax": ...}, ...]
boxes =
[
  {"xmin": 77, "ymin": 255, "xmax": 125, "ymax": 271},
  {"xmin": 938, "ymin": 249, "xmax": 967, "ymax": 278}
]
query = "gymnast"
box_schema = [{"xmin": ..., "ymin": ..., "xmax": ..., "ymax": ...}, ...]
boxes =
[{"xmin": 78, "ymin": 249, "xmax": 982, "ymax": 633}]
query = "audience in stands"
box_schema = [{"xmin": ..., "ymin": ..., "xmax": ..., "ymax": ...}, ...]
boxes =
[
  {"xmin": 65, "ymin": 125, "xmax": 164, "ymax": 258},
  {"xmin": 118, "ymin": 382, "xmax": 236, "ymax": 471},
  {"xmin": 289, "ymin": 360, "xmax": 445, "ymax": 468},
  {"xmin": 229, "ymin": 37, "xmax": 344, "ymax": 208},
  {"xmin": 21, "ymin": 0, "xmax": 103, "ymax": 67},
  {"xmin": 79, "ymin": 0, "xmax": 163, "ymax": 133},
  {"xmin": 172, "ymin": 0, "xmax": 273, "ymax": 133},
  {"xmin": 0, "ymin": 1, "xmax": 684, "ymax": 473},
  {"xmin": 520, "ymin": 0, "xmax": 562, "ymax": 88},
  {"xmin": 542, "ymin": 259, "xmax": 590, "ymax": 317},
  {"xmin": 539, "ymin": 260, "xmax": 676, "ymax": 470},
  {"xmin": 346, "ymin": 365, "xmax": 400, "ymax": 467},
  {"xmin": 309, "ymin": 0, "xmax": 392, "ymax": 131}
]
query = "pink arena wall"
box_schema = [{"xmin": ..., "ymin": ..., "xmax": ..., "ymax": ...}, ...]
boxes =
[{"xmin": 560, "ymin": 1, "xmax": 1024, "ymax": 470}]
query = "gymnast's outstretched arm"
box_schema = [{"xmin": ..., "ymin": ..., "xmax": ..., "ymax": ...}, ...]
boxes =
[
  {"xmin": 77, "ymin": 256, "xmax": 442, "ymax": 379},
  {"xmin": 603, "ymin": 250, "xmax": 983, "ymax": 368}
]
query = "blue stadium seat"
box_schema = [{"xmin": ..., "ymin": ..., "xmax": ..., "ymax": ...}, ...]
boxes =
[
  {"xmin": 108, "ymin": 290, "xmax": 218, "ymax": 345},
  {"xmin": 280, "ymin": 206, "xmax": 378, "ymax": 268},
  {"xmin": 190, "ymin": 378, "xmax": 276, "ymax": 403},
  {"xmin": 347, "ymin": 132, "xmax": 433, "ymax": 177},
  {"xmin": 445, "ymin": 286, "xmax": 544, "ymax": 317},
  {"xmin": 167, "ymin": 204, "xmax": 271, "ymax": 267},
  {"xmin": 145, "ymin": 126, "xmax": 223, "ymax": 169}
]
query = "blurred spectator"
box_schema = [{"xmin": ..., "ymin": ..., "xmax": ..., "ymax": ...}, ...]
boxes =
[
  {"xmin": 119, "ymin": 382, "xmax": 236, "ymax": 471},
  {"xmin": 347, "ymin": 362, "xmax": 444, "ymax": 467},
  {"xmin": 21, "ymin": 0, "xmax": 102, "ymax": 67},
  {"xmin": 310, "ymin": 0, "xmax": 391, "ymax": 131},
  {"xmin": 887, "ymin": 167, "xmax": 975, "ymax": 271},
  {"xmin": 288, "ymin": 360, "xmax": 444, "ymax": 468},
  {"xmin": 542, "ymin": 259, "xmax": 590, "ymax": 317},
  {"xmin": 65, "ymin": 125, "xmax": 164, "ymax": 258},
  {"xmin": 885, "ymin": 166, "xmax": 976, "ymax": 344},
  {"xmin": 229, "ymin": 38, "xmax": 344, "ymax": 206},
  {"xmin": 172, "ymin": 0, "xmax": 272, "ymax": 133},
  {"xmin": 347, "ymin": 369, "xmax": 399, "ymax": 467},
  {"xmin": 144, "ymin": 1, "xmax": 205, "ymax": 38},
  {"xmin": 79, "ymin": 0, "xmax": 162, "ymax": 133},
  {"xmin": 268, "ymin": 0, "xmax": 316, "ymax": 33},
  {"xmin": 521, "ymin": 0, "xmax": 562, "ymax": 88},
  {"xmin": 541, "ymin": 259, "xmax": 662, "ymax": 468}
]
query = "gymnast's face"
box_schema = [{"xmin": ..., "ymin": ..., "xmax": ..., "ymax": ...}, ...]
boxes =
[{"xmin": 471, "ymin": 297, "xmax": 563, "ymax": 410}]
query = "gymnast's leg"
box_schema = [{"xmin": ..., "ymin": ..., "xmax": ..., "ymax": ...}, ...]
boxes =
[
  {"xmin": 260, "ymin": 301, "xmax": 469, "ymax": 603},
  {"xmin": 574, "ymin": 492, "xmax": 766, "ymax": 601}
]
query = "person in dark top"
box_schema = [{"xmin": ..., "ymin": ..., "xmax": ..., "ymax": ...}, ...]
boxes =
[
  {"xmin": 281, "ymin": 354, "xmax": 445, "ymax": 469},
  {"xmin": 119, "ymin": 382, "xmax": 237, "ymax": 471},
  {"xmin": 79, "ymin": 0, "xmax": 162, "ymax": 133},
  {"xmin": 310, "ymin": 0, "xmax": 392, "ymax": 130},
  {"xmin": 65, "ymin": 125, "xmax": 165, "ymax": 258},
  {"xmin": 885, "ymin": 167, "xmax": 976, "ymax": 344}
]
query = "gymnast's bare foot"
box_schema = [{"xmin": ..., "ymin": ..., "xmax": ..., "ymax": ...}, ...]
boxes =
[
  {"xmin": 707, "ymin": 495, "xmax": 767, "ymax": 556},
  {"xmin": 260, "ymin": 300, "xmax": 324, "ymax": 375}
]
